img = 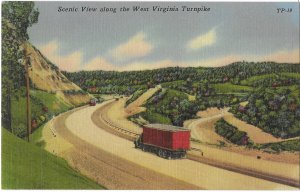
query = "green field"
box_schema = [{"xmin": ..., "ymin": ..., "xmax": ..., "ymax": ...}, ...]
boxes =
[
  {"xmin": 212, "ymin": 83, "xmax": 253, "ymax": 93},
  {"xmin": 240, "ymin": 74, "xmax": 278, "ymax": 85},
  {"xmin": 2, "ymin": 128, "xmax": 104, "ymax": 189},
  {"xmin": 161, "ymin": 80, "xmax": 186, "ymax": 88},
  {"xmin": 281, "ymin": 72, "xmax": 300, "ymax": 79},
  {"xmin": 240, "ymin": 73, "xmax": 300, "ymax": 86}
]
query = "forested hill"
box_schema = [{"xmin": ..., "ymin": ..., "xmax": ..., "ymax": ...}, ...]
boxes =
[{"xmin": 63, "ymin": 62, "xmax": 300, "ymax": 94}]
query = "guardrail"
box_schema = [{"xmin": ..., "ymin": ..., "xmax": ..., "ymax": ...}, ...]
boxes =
[
  {"xmin": 49, "ymin": 119, "xmax": 57, "ymax": 137},
  {"xmin": 100, "ymin": 114, "xmax": 140, "ymax": 137}
]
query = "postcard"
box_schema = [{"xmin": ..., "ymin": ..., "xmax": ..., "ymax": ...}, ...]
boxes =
[{"xmin": 1, "ymin": 1, "xmax": 299, "ymax": 190}]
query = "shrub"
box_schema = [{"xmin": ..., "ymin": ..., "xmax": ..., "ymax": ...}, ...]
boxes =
[{"xmin": 215, "ymin": 118, "xmax": 249, "ymax": 145}]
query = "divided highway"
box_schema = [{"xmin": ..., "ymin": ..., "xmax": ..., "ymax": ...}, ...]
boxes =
[{"xmin": 52, "ymin": 100, "xmax": 297, "ymax": 190}]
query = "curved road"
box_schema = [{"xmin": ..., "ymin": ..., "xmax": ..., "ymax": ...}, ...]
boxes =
[
  {"xmin": 92, "ymin": 100, "xmax": 300, "ymax": 188},
  {"xmin": 52, "ymin": 105, "xmax": 198, "ymax": 189},
  {"xmin": 50, "ymin": 101, "xmax": 297, "ymax": 190}
]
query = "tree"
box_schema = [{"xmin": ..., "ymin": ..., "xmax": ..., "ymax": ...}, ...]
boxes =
[
  {"xmin": 2, "ymin": 2, "xmax": 39, "ymax": 40},
  {"xmin": 1, "ymin": 2, "xmax": 39, "ymax": 133}
]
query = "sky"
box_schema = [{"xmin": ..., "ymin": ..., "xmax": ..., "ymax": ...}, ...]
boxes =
[{"xmin": 28, "ymin": 2, "xmax": 300, "ymax": 72}]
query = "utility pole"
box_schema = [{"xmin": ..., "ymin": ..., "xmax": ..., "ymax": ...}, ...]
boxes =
[{"xmin": 25, "ymin": 51, "xmax": 31, "ymax": 142}]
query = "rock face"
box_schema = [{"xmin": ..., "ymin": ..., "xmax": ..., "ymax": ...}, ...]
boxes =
[
  {"xmin": 23, "ymin": 42, "xmax": 81, "ymax": 92},
  {"xmin": 22, "ymin": 42, "xmax": 92, "ymax": 106}
]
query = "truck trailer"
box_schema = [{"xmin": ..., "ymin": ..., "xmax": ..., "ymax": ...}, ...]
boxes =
[{"xmin": 134, "ymin": 124, "xmax": 190, "ymax": 159}]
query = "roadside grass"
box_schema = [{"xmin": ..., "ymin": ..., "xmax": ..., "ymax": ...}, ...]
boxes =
[
  {"xmin": 2, "ymin": 128, "xmax": 104, "ymax": 189},
  {"xmin": 30, "ymin": 123, "xmax": 46, "ymax": 148},
  {"xmin": 126, "ymin": 88, "xmax": 147, "ymax": 106},
  {"xmin": 11, "ymin": 88, "xmax": 71, "ymax": 138},
  {"xmin": 255, "ymin": 139, "xmax": 300, "ymax": 153},
  {"xmin": 140, "ymin": 110, "xmax": 172, "ymax": 125},
  {"xmin": 30, "ymin": 89, "xmax": 71, "ymax": 114},
  {"xmin": 11, "ymin": 95, "xmax": 43, "ymax": 136},
  {"xmin": 212, "ymin": 83, "xmax": 253, "ymax": 93}
]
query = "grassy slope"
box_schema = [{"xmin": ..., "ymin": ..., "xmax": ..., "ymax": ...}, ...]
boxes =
[
  {"xmin": 258, "ymin": 139, "xmax": 300, "ymax": 152},
  {"xmin": 240, "ymin": 74, "xmax": 278, "ymax": 85},
  {"xmin": 140, "ymin": 89, "xmax": 187, "ymax": 124},
  {"xmin": 30, "ymin": 89, "xmax": 71, "ymax": 114},
  {"xmin": 281, "ymin": 72, "xmax": 300, "ymax": 79},
  {"xmin": 140, "ymin": 110, "xmax": 172, "ymax": 124},
  {"xmin": 11, "ymin": 89, "xmax": 71, "ymax": 137},
  {"xmin": 2, "ymin": 128, "xmax": 104, "ymax": 189},
  {"xmin": 240, "ymin": 72, "xmax": 300, "ymax": 86},
  {"xmin": 156, "ymin": 89, "xmax": 188, "ymax": 106},
  {"xmin": 212, "ymin": 83, "xmax": 253, "ymax": 93}
]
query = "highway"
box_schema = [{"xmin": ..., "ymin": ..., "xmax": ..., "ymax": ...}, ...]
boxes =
[{"xmin": 49, "ymin": 100, "xmax": 298, "ymax": 189}]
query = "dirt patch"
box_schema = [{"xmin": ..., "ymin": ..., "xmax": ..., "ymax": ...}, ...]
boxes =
[
  {"xmin": 106, "ymin": 99, "xmax": 141, "ymax": 133},
  {"xmin": 184, "ymin": 115, "xmax": 231, "ymax": 145},
  {"xmin": 224, "ymin": 115, "xmax": 284, "ymax": 143}
]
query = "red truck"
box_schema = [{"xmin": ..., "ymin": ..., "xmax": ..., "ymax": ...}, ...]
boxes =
[
  {"xmin": 89, "ymin": 98, "xmax": 97, "ymax": 106},
  {"xmin": 134, "ymin": 124, "xmax": 190, "ymax": 159}
]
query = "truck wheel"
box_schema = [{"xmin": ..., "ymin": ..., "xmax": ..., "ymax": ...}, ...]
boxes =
[
  {"xmin": 166, "ymin": 151, "xmax": 172, "ymax": 160},
  {"xmin": 158, "ymin": 149, "xmax": 163, "ymax": 157},
  {"xmin": 142, "ymin": 145, "xmax": 146, "ymax": 151}
]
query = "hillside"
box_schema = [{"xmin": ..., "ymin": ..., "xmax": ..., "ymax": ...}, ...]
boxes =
[
  {"xmin": 2, "ymin": 19, "xmax": 92, "ymax": 138},
  {"xmin": 23, "ymin": 42, "xmax": 81, "ymax": 92},
  {"xmin": 23, "ymin": 42, "xmax": 92, "ymax": 106},
  {"xmin": 1, "ymin": 128, "xmax": 103, "ymax": 189},
  {"xmin": 126, "ymin": 69, "xmax": 300, "ymax": 145},
  {"xmin": 63, "ymin": 62, "xmax": 300, "ymax": 95}
]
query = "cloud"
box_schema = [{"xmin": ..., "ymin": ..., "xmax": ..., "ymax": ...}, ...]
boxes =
[
  {"xmin": 108, "ymin": 32, "xmax": 153, "ymax": 61},
  {"xmin": 187, "ymin": 29, "xmax": 216, "ymax": 51},
  {"xmin": 39, "ymin": 40, "xmax": 83, "ymax": 72},
  {"xmin": 39, "ymin": 40, "xmax": 299, "ymax": 73}
]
